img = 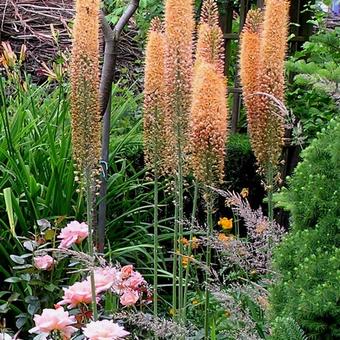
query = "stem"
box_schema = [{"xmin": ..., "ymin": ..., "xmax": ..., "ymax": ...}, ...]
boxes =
[
  {"xmin": 85, "ymin": 169, "xmax": 98, "ymax": 321},
  {"xmin": 178, "ymin": 150, "xmax": 184, "ymax": 321},
  {"xmin": 267, "ymin": 164, "xmax": 274, "ymax": 222},
  {"xmin": 183, "ymin": 181, "xmax": 199, "ymax": 323},
  {"xmin": 153, "ymin": 170, "xmax": 159, "ymax": 319},
  {"xmin": 172, "ymin": 182, "xmax": 179, "ymax": 316},
  {"xmin": 204, "ymin": 194, "xmax": 213, "ymax": 339}
]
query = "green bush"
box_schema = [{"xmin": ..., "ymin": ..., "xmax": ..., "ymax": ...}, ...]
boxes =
[
  {"xmin": 269, "ymin": 118, "xmax": 340, "ymax": 339},
  {"xmin": 286, "ymin": 27, "xmax": 340, "ymax": 141}
]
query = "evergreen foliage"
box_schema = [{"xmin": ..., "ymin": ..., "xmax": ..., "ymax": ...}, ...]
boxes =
[
  {"xmin": 269, "ymin": 118, "xmax": 340, "ymax": 339},
  {"xmin": 270, "ymin": 317, "xmax": 308, "ymax": 340}
]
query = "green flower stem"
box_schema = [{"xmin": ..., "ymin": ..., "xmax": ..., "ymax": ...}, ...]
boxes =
[
  {"xmin": 85, "ymin": 169, "xmax": 98, "ymax": 321},
  {"xmin": 267, "ymin": 164, "xmax": 274, "ymax": 222},
  {"xmin": 178, "ymin": 150, "xmax": 184, "ymax": 321},
  {"xmin": 172, "ymin": 180, "xmax": 179, "ymax": 316},
  {"xmin": 183, "ymin": 181, "xmax": 199, "ymax": 323},
  {"xmin": 204, "ymin": 194, "xmax": 213, "ymax": 339},
  {"xmin": 153, "ymin": 169, "xmax": 159, "ymax": 320}
]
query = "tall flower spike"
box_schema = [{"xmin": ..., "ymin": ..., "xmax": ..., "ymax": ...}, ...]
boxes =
[
  {"xmin": 256, "ymin": 0, "xmax": 289, "ymax": 169},
  {"xmin": 195, "ymin": 0, "xmax": 224, "ymax": 76},
  {"xmin": 189, "ymin": 61, "xmax": 228, "ymax": 186},
  {"xmin": 143, "ymin": 18, "xmax": 167, "ymax": 175},
  {"xmin": 164, "ymin": 0, "xmax": 195, "ymax": 175},
  {"xmin": 240, "ymin": 9, "xmax": 264, "ymax": 155},
  {"xmin": 70, "ymin": 0, "xmax": 101, "ymax": 173}
]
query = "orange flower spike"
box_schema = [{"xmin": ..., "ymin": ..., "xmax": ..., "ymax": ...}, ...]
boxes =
[
  {"xmin": 143, "ymin": 18, "xmax": 167, "ymax": 174},
  {"xmin": 164, "ymin": 0, "xmax": 195, "ymax": 174},
  {"xmin": 257, "ymin": 0, "xmax": 290, "ymax": 167},
  {"xmin": 195, "ymin": 0, "xmax": 224, "ymax": 76},
  {"xmin": 239, "ymin": 9, "xmax": 263, "ymax": 139},
  {"xmin": 189, "ymin": 62, "xmax": 228, "ymax": 186},
  {"xmin": 70, "ymin": 0, "xmax": 101, "ymax": 173}
]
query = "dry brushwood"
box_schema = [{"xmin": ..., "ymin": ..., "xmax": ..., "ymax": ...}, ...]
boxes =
[{"xmin": 0, "ymin": 0, "xmax": 141, "ymax": 83}]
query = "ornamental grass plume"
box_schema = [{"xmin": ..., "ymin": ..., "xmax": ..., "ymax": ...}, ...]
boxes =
[
  {"xmin": 195, "ymin": 0, "xmax": 224, "ymax": 76},
  {"xmin": 239, "ymin": 9, "xmax": 263, "ymax": 144},
  {"xmin": 70, "ymin": 0, "xmax": 101, "ymax": 174},
  {"xmin": 164, "ymin": 0, "xmax": 194, "ymax": 174},
  {"xmin": 143, "ymin": 18, "xmax": 167, "ymax": 174}
]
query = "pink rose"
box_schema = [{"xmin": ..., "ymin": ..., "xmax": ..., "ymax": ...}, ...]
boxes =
[
  {"xmin": 90, "ymin": 266, "xmax": 119, "ymax": 294},
  {"xmin": 58, "ymin": 221, "xmax": 89, "ymax": 249},
  {"xmin": 120, "ymin": 265, "xmax": 133, "ymax": 279},
  {"xmin": 34, "ymin": 255, "xmax": 55, "ymax": 271},
  {"xmin": 83, "ymin": 319, "xmax": 129, "ymax": 340},
  {"xmin": 126, "ymin": 271, "xmax": 145, "ymax": 290},
  {"xmin": 58, "ymin": 280, "xmax": 97, "ymax": 309},
  {"xmin": 29, "ymin": 307, "xmax": 77, "ymax": 339},
  {"xmin": 120, "ymin": 289, "xmax": 139, "ymax": 306}
]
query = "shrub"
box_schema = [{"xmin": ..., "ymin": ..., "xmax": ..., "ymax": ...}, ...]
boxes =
[{"xmin": 269, "ymin": 118, "xmax": 340, "ymax": 339}]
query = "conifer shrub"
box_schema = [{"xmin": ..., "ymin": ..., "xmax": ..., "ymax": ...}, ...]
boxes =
[{"xmin": 269, "ymin": 118, "xmax": 340, "ymax": 339}]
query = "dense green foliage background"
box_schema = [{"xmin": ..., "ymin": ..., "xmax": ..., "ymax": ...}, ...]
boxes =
[{"xmin": 270, "ymin": 117, "xmax": 340, "ymax": 339}]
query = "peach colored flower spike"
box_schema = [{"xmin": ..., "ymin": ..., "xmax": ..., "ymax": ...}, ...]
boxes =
[
  {"xmin": 257, "ymin": 0, "xmax": 290, "ymax": 168},
  {"xmin": 189, "ymin": 0, "xmax": 228, "ymax": 188},
  {"xmin": 70, "ymin": 0, "xmax": 101, "ymax": 173},
  {"xmin": 240, "ymin": 9, "xmax": 263, "ymax": 142},
  {"xmin": 195, "ymin": 0, "xmax": 224, "ymax": 76},
  {"xmin": 189, "ymin": 62, "xmax": 228, "ymax": 186},
  {"xmin": 143, "ymin": 18, "xmax": 168, "ymax": 175},
  {"xmin": 164, "ymin": 0, "xmax": 195, "ymax": 175}
]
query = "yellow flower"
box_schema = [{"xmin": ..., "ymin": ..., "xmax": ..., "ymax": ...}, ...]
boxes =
[
  {"xmin": 218, "ymin": 217, "xmax": 233, "ymax": 230},
  {"xmin": 191, "ymin": 236, "xmax": 200, "ymax": 249},
  {"xmin": 182, "ymin": 255, "xmax": 193, "ymax": 268},
  {"xmin": 240, "ymin": 187, "xmax": 249, "ymax": 198},
  {"xmin": 192, "ymin": 299, "xmax": 199, "ymax": 305}
]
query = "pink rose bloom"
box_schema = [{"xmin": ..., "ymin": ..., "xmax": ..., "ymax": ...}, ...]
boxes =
[
  {"xmin": 126, "ymin": 271, "xmax": 145, "ymax": 290},
  {"xmin": 83, "ymin": 319, "xmax": 129, "ymax": 340},
  {"xmin": 120, "ymin": 265, "xmax": 133, "ymax": 279},
  {"xmin": 58, "ymin": 280, "xmax": 96, "ymax": 308},
  {"xmin": 91, "ymin": 266, "xmax": 119, "ymax": 294},
  {"xmin": 34, "ymin": 255, "xmax": 55, "ymax": 271},
  {"xmin": 120, "ymin": 289, "xmax": 139, "ymax": 306},
  {"xmin": 58, "ymin": 221, "xmax": 89, "ymax": 249},
  {"xmin": 29, "ymin": 307, "xmax": 77, "ymax": 339}
]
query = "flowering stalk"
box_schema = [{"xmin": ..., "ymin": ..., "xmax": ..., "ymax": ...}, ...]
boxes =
[
  {"xmin": 240, "ymin": 1, "xmax": 289, "ymax": 220},
  {"xmin": 70, "ymin": 0, "xmax": 101, "ymax": 319},
  {"xmin": 164, "ymin": 0, "xmax": 194, "ymax": 319},
  {"xmin": 189, "ymin": 1, "xmax": 227, "ymax": 335},
  {"xmin": 143, "ymin": 17, "xmax": 167, "ymax": 320}
]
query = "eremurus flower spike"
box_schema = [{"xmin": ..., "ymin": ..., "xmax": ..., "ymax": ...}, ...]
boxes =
[
  {"xmin": 256, "ymin": 0, "xmax": 290, "ymax": 168},
  {"xmin": 240, "ymin": 9, "xmax": 264, "ymax": 157},
  {"xmin": 190, "ymin": 0, "xmax": 227, "ymax": 186},
  {"xmin": 195, "ymin": 0, "xmax": 224, "ymax": 76},
  {"xmin": 70, "ymin": 0, "xmax": 101, "ymax": 173},
  {"xmin": 189, "ymin": 61, "xmax": 228, "ymax": 186},
  {"xmin": 143, "ymin": 17, "xmax": 167, "ymax": 174},
  {"xmin": 164, "ymin": 0, "xmax": 194, "ymax": 175}
]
